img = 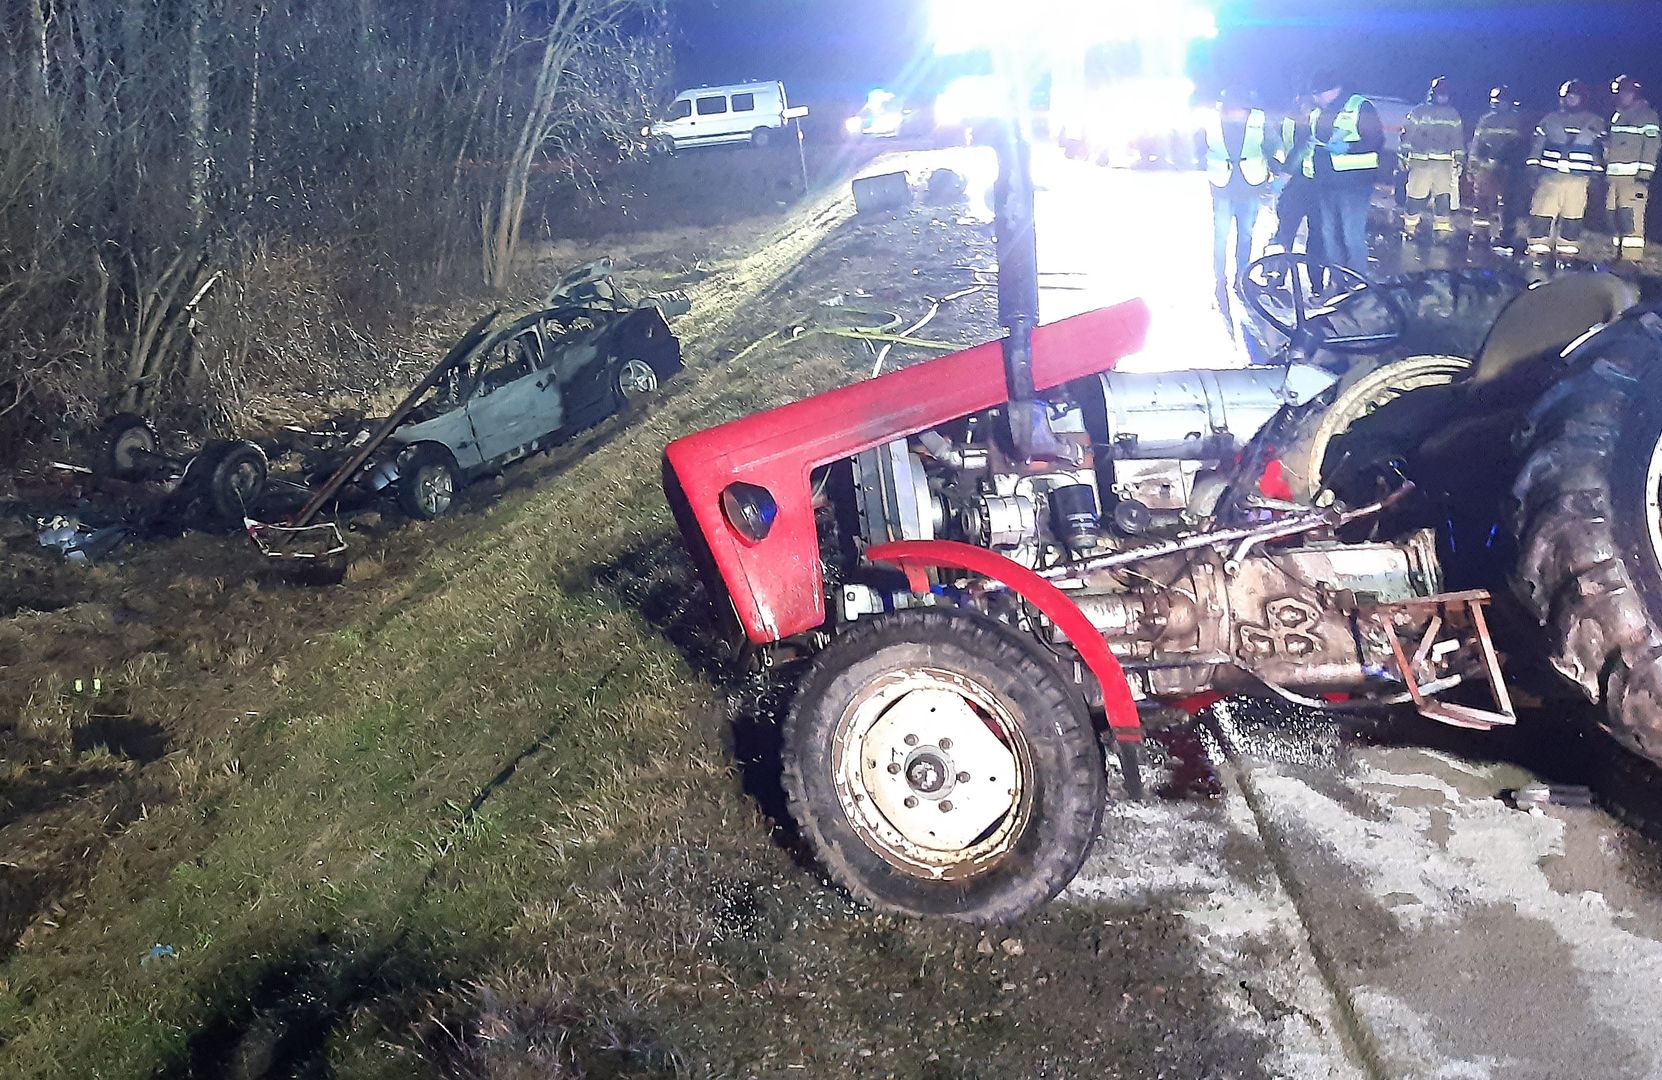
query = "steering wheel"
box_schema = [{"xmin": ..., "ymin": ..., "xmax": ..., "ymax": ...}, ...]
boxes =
[{"xmin": 1239, "ymin": 252, "xmax": 1407, "ymax": 354}]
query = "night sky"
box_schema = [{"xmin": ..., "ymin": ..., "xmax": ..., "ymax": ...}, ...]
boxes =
[{"xmin": 673, "ymin": 0, "xmax": 1662, "ymax": 117}]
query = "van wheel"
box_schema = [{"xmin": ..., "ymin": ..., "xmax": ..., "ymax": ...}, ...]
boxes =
[{"xmin": 751, "ymin": 127, "xmax": 772, "ymax": 148}]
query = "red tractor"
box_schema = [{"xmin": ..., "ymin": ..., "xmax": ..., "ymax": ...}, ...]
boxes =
[{"xmin": 664, "ymin": 142, "xmax": 1662, "ymax": 921}]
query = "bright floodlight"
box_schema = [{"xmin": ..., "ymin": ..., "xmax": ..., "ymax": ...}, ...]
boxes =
[{"xmin": 929, "ymin": 0, "xmax": 1216, "ymax": 55}]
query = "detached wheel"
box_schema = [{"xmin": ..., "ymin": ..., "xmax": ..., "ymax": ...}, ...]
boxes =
[
  {"xmin": 97, "ymin": 413, "xmax": 159, "ymax": 480},
  {"xmin": 1513, "ymin": 323, "xmax": 1662, "ymax": 764},
  {"xmin": 783, "ymin": 608, "xmax": 1106, "ymax": 922},
  {"xmin": 614, "ymin": 358, "xmax": 660, "ymax": 404},
  {"xmin": 193, "ymin": 439, "xmax": 268, "ymax": 523},
  {"xmin": 397, "ymin": 444, "xmax": 459, "ymax": 520}
]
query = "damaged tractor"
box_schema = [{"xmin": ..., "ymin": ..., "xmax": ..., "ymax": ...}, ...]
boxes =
[{"xmin": 665, "ymin": 153, "xmax": 1661, "ymax": 919}]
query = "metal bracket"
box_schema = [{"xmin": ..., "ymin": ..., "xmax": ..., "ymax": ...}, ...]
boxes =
[{"xmin": 1371, "ymin": 590, "xmax": 1516, "ymax": 730}]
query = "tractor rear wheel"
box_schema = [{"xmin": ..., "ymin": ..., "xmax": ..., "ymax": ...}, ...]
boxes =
[
  {"xmin": 1282, "ymin": 269, "xmax": 1525, "ymax": 499},
  {"xmin": 782, "ymin": 608, "xmax": 1105, "ymax": 922},
  {"xmin": 1512, "ymin": 321, "xmax": 1662, "ymax": 764}
]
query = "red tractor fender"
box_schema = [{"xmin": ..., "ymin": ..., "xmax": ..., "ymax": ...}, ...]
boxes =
[{"xmin": 865, "ymin": 539, "xmax": 1144, "ymax": 745}]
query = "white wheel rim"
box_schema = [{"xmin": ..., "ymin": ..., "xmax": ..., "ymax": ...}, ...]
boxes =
[
  {"xmin": 832, "ymin": 667, "xmax": 1031, "ymax": 880},
  {"xmin": 418, "ymin": 466, "xmax": 453, "ymax": 516},
  {"xmin": 618, "ymin": 359, "xmax": 658, "ymax": 399},
  {"xmin": 1644, "ymin": 428, "xmax": 1662, "ymax": 568},
  {"xmin": 1296, "ymin": 354, "xmax": 1472, "ymax": 499},
  {"xmin": 114, "ymin": 429, "xmax": 154, "ymax": 472}
]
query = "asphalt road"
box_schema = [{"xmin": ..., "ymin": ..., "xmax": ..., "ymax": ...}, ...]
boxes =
[{"xmin": 1026, "ymin": 155, "xmax": 1662, "ymax": 1079}]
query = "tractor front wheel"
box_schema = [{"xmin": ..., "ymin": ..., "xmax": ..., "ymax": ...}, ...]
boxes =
[{"xmin": 782, "ymin": 608, "xmax": 1105, "ymax": 922}]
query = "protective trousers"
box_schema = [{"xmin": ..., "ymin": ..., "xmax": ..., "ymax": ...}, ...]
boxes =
[
  {"xmin": 1403, "ymin": 160, "xmax": 1458, "ymax": 234},
  {"xmin": 1468, "ymin": 163, "xmax": 1509, "ymax": 233},
  {"xmin": 1529, "ymin": 173, "xmax": 1590, "ymax": 255},
  {"xmin": 1606, "ymin": 177, "xmax": 1650, "ymax": 253}
]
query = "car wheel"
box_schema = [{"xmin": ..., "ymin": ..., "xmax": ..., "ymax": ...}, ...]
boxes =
[
  {"xmin": 614, "ymin": 358, "xmax": 660, "ymax": 404},
  {"xmin": 783, "ymin": 608, "xmax": 1105, "ymax": 922},
  {"xmin": 396, "ymin": 445, "xmax": 459, "ymax": 520},
  {"xmin": 97, "ymin": 413, "xmax": 159, "ymax": 480},
  {"xmin": 751, "ymin": 127, "xmax": 772, "ymax": 148},
  {"xmin": 192, "ymin": 439, "xmax": 269, "ymax": 523}
]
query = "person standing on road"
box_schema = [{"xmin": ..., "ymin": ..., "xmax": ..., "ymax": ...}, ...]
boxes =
[
  {"xmin": 1205, "ymin": 88, "xmax": 1281, "ymax": 289},
  {"xmin": 1267, "ymin": 94, "xmax": 1326, "ymax": 268},
  {"xmin": 1526, "ymin": 80, "xmax": 1606, "ymax": 257},
  {"xmin": 1306, "ymin": 70, "xmax": 1383, "ymax": 277},
  {"xmin": 1606, "ymin": 75, "xmax": 1660, "ymax": 258},
  {"xmin": 1468, "ymin": 85, "xmax": 1530, "ymax": 248},
  {"xmin": 1400, "ymin": 77, "xmax": 1465, "ymax": 240}
]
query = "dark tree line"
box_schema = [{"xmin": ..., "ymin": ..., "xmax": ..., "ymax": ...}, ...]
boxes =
[{"xmin": 0, "ymin": 0, "xmax": 667, "ymax": 441}]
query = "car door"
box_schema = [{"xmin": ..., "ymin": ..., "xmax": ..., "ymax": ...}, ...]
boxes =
[{"xmin": 464, "ymin": 327, "xmax": 565, "ymax": 463}]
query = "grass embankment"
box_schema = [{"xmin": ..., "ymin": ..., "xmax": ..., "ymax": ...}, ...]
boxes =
[{"xmin": 0, "ymin": 204, "xmax": 1249, "ymax": 1079}]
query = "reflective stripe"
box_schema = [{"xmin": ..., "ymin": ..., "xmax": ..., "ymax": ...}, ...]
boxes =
[
  {"xmin": 1612, "ymin": 124, "xmax": 1662, "ymax": 136},
  {"xmin": 1608, "ymin": 162, "xmax": 1644, "ymax": 176},
  {"xmin": 1206, "ymin": 110, "xmax": 1270, "ymax": 187}
]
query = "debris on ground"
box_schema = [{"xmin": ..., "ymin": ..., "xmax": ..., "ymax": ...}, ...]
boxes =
[
  {"xmin": 1505, "ymin": 782, "xmax": 1596, "ymax": 811},
  {"xmin": 853, "ymin": 170, "xmax": 912, "ymax": 214}
]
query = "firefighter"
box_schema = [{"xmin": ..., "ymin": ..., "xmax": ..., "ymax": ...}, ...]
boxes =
[
  {"xmin": 1305, "ymin": 70, "xmax": 1383, "ymax": 275},
  {"xmin": 1606, "ymin": 74, "xmax": 1660, "ymax": 257},
  {"xmin": 1205, "ymin": 88, "xmax": 1281, "ymax": 288},
  {"xmin": 1468, "ymin": 85, "xmax": 1529, "ymax": 245},
  {"xmin": 1400, "ymin": 76, "xmax": 1465, "ymax": 239},
  {"xmin": 1527, "ymin": 80, "xmax": 1606, "ymax": 257}
]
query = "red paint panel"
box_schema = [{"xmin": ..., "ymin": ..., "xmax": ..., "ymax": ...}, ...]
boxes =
[
  {"xmin": 663, "ymin": 302, "xmax": 1151, "ymax": 643},
  {"xmin": 864, "ymin": 539, "xmax": 1143, "ymax": 743}
]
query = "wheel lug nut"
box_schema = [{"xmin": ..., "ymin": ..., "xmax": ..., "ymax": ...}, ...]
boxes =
[
  {"xmin": 939, "ymin": 800, "xmax": 953, "ymax": 812},
  {"xmin": 956, "ymin": 771, "xmax": 971, "ymax": 783},
  {"xmin": 887, "ymin": 763, "xmax": 901, "ymax": 775},
  {"xmin": 904, "ymin": 796, "xmax": 918, "ymax": 808},
  {"xmin": 904, "ymin": 734, "xmax": 919, "ymax": 746},
  {"xmin": 938, "ymin": 737, "xmax": 953, "ymax": 750}
]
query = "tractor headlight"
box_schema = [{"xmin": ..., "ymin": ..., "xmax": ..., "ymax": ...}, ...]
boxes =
[{"xmin": 721, "ymin": 482, "xmax": 778, "ymax": 543}]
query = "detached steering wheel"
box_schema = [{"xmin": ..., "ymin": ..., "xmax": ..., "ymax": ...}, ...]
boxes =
[{"xmin": 1239, "ymin": 252, "xmax": 1407, "ymax": 354}]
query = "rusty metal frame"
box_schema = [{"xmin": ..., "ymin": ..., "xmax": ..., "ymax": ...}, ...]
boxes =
[{"xmin": 1377, "ymin": 590, "xmax": 1516, "ymax": 730}]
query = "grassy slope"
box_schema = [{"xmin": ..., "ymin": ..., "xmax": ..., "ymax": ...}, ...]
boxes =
[{"xmin": 0, "ymin": 204, "xmax": 1259, "ymax": 1079}]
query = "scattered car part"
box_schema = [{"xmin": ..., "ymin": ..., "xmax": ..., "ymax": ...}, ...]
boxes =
[{"xmin": 853, "ymin": 172, "xmax": 912, "ymax": 214}]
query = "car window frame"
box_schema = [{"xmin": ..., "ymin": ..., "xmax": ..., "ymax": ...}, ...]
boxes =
[{"xmin": 695, "ymin": 95, "xmax": 728, "ymax": 117}]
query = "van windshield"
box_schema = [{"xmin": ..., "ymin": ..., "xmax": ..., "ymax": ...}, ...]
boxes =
[{"xmin": 668, "ymin": 98, "xmax": 692, "ymax": 120}]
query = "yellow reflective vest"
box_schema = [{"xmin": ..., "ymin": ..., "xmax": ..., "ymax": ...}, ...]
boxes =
[
  {"xmin": 1207, "ymin": 109, "xmax": 1271, "ymax": 188},
  {"xmin": 1304, "ymin": 95, "xmax": 1380, "ymax": 178}
]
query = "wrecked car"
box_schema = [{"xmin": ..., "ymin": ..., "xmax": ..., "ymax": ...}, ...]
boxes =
[{"xmin": 92, "ymin": 262, "xmax": 686, "ymax": 540}]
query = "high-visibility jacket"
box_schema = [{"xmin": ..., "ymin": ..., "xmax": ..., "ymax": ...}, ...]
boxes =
[
  {"xmin": 1206, "ymin": 109, "xmax": 1272, "ymax": 188},
  {"xmin": 1305, "ymin": 94, "xmax": 1381, "ymax": 179},
  {"xmin": 1469, "ymin": 105, "xmax": 1529, "ymax": 166},
  {"xmin": 1402, "ymin": 102, "xmax": 1465, "ymax": 164},
  {"xmin": 1607, "ymin": 101, "xmax": 1661, "ymax": 180},
  {"xmin": 1528, "ymin": 108, "xmax": 1606, "ymax": 175}
]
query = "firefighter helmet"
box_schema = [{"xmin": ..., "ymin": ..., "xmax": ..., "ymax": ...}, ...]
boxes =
[
  {"xmin": 1428, "ymin": 76, "xmax": 1453, "ymax": 103},
  {"xmin": 1490, "ymin": 84, "xmax": 1516, "ymax": 108},
  {"xmin": 1613, "ymin": 74, "xmax": 1644, "ymax": 100},
  {"xmin": 1560, "ymin": 79, "xmax": 1593, "ymax": 106}
]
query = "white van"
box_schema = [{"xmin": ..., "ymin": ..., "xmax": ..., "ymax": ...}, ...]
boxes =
[{"xmin": 648, "ymin": 81, "xmax": 804, "ymax": 150}]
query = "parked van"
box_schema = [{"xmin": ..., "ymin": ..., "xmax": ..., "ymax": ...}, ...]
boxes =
[{"xmin": 648, "ymin": 81, "xmax": 804, "ymax": 151}]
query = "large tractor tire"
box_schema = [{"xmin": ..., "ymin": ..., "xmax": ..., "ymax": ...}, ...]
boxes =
[
  {"xmin": 1282, "ymin": 269, "xmax": 1525, "ymax": 500},
  {"xmin": 782, "ymin": 608, "xmax": 1105, "ymax": 922},
  {"xmin": 1512, "ymin": 319, "xmax": 1662, "ymax": 764}
]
